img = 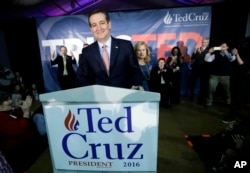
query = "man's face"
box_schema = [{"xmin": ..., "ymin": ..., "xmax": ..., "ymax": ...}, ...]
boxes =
[
  {"xmin": 158, "ymin": 60, "xmax": 165, "ymax": 69},
  {"xmin": 220, "ymin": 43, "xmax": 228, "ymax": 53},
  {"xmin": 172, "ymin": 48, "xmax": 178, "ymax": 56},
  {"xmin": 89, "ymin": 13, "xmax": 111, "ymax": 43},
  {"xmin": 60, "ymin": 47, "xmax": 67, "ymax": 56},
  {"xmin": 201, "ymin": 39, "xmax": 209, "ymax": 47}
]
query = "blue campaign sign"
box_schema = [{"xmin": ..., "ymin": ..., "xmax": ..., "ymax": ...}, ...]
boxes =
[
  {"xmin": 36, "ymin": 6, "xmax": 211, "ymax": 92},
  {"xmin": 40, "ymin": 85, "xmax": 160, "ymax": 172}
]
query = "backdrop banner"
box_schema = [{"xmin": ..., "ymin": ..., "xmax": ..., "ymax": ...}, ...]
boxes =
[{"xmin": 36, "ymin": 6, "xmax": 211, "ymax": 93}]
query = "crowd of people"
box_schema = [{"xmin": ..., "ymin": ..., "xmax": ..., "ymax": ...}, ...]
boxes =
[
  {"xmin": 52, "ymin": 9, "xmax": 250, "ymax": 172},
  {"xmin": 1, "ymin": 8, "xmax": 250, "ymax": 172},
  {"xmin": 50, "ymin": 9, "xmax": 250, "ymax": 123},
  {"xmin": 48, "ymin": 9, "xmax": 250, "ymax": 124},
  {"xmin": 0, "ymin": 67, "xmax": 47, "ymax": 173}
]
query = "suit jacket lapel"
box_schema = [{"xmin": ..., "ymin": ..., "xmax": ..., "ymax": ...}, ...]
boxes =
[
  {"xmin": 201, "ymin": 47, "xmax": 209, "ymax": 56},
  {"xmin": 93, "ymin": 41, "xmax": 108, "ymax": 74},
  {"xmin": 110, "ymin": 37, "xmax": 119, "ymax": 69}
]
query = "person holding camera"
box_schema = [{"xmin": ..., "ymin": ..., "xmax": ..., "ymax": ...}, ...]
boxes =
[
  {"xmin": 204, "ymin": 42, "xmax": 237, "ymax": 107},
  {"xmin": 221, "ymin": 45, "xmax": 250, "ymax": 123}
]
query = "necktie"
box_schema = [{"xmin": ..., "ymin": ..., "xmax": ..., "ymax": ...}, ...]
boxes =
[
  {"xmin": 102, "ymin": 45, "xmax": 109, "ymax": 74},
  {"xmin": 63, "ymin": 56, "xmax": 68, "ymax": 75}
]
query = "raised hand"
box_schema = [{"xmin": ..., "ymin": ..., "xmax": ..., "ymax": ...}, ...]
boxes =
[
  {"xmin": 51, "ymin": 51, "xmax": 55, "ymax": 59},
  {"xmin": 231, "ymin": 134, "xmax": 244, "ymax": 149},
  {"xmin": 70, "ymin": 50, "xmax": 75, "ymax": 59},
  {"xmin": 19, "ymin": 95, "xmax": 33, "ymax": 118}
]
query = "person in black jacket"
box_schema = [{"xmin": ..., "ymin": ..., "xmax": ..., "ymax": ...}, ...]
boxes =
[
  {"xmin": 221, "ymin": 47, "xmax": 250, "ymax": 123},
  {"xmin": 150, "ymin": 58, "xmax": 173, "ymax": 108},
  {"xmin": 51, "ymin": 45, "xmax": 77, "ymax": 90},
  {"xmin": 166, "ymin": 46, "xmax": 184, "ymax": 104},
  {"xmin": 189, "ymin": 37, "xmax": 210, "ymax": 104},
  {"xmin": 76, "ymin": 9, "xmax": 143, "ymax": 89}
]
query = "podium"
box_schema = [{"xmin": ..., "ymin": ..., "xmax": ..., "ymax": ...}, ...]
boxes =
[{"xmin": 39, "ymin": 85, "xmax": 160, "ymax": 173}]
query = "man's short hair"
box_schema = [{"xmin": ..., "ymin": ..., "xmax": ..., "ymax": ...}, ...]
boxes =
[
  {"xmin": 158, "ymin": 57, "xmax": 166, "ymax": 62},
  {"xmin": 88, "ymin": 9, "xmax": 110, "ymax": 27},
  {"xmin": 203, "ymin": 37, "xmax": 210, "ymax": 41}
]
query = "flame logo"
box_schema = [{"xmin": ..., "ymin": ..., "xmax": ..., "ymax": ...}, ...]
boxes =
[
  {"xmin": 64, "ymin": 110, "xmax": 79, "ymax": 131},
  {"xmin": 163, "ymin": 12, "xmax": 173, "ymax": 25}
]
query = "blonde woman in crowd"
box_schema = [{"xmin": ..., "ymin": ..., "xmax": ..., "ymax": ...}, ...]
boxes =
[{"xmin": 134, "ymin": 41, "xmax": 152, "ymax": 91}]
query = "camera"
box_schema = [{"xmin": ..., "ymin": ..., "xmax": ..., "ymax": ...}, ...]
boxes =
[{"xmin": 214, "ymin": 47, "xmax": 221, "ymax": 51}]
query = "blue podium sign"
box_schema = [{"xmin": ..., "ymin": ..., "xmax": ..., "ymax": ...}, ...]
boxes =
[{"xmin": 40, "ymin": 85, "xmax": 160, "ymax": 173}]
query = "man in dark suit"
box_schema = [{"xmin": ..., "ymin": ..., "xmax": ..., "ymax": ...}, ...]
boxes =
[
  {"xmin": 189, "ymin": 37, "xmax": 210, "ymax": 104},
  {"xmin": 76, "ymin": 9, "xmax": 143, "ymax": 89},
  {"xmin": 78, "ymin": 43, "xmax": 89, "ymax": 60},
  {"xmin": 51, "ymin": 45, "xmax": 77, "ymax": 90}
]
